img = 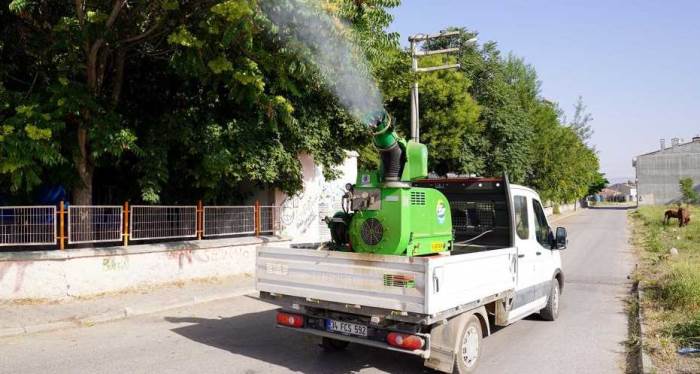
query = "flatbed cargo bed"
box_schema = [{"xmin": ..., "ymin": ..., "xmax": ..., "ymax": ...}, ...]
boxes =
[{"xmin": 256, "ymin": 244, "xmax": 517, "ymax": 317}]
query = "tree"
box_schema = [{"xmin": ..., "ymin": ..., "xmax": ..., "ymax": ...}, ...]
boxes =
[
  {"xmin": 387, "ymin": 55, "xmax": 482, "ymax": 175},
  {"xmin": 568, "ymin": 96, "xmax": 593, "ymax": 144},
  {"xmin": 456, "ymin": 33, "xmax": 535, "ymax": 183},
  {"xmin": 383, "ymin": 26, "xmax": 603, "ymax": 202},
  {"xmin": 524, "ymin": 100, "xmax": 599, "ymax": 203},
  {"xmin": 1, "ymin": 3, "xmax": 604, "ymax": 207},
  {"xmin": 679, "ymin": 177, "xmax": 698, "ymax": 205},
  {"xmin": 1, "ymin": 0, "xmax": 402, "ymax": 204},
  {"xmin": 2, "ymin": 0, "xmax": 201, "ymax": 203},
  {"xmin": 587, "ymin": 172, "xmax": 609, "ymax": 196}
]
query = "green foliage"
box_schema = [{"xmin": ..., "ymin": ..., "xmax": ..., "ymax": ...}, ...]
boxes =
[
  {"xmin": 587, "ymin": 172, "xmax": 608, "ymax": 196},
  {"xmin": 670, "ymin": 314, "xmax": 700, "ymax": 347},
  {"xmin": 0, "ymin": 1, "xmax": 601, "ymax": 206},
  {"xmin": 568, "ymin": 95, "xmax": 594, "ymax": 144},
  {"xmin": 388, "ymin": 55, "xmax": 482, "ymax": 175},
  {"xmin": 679, "ymin": 177, "xmax": 698, "ymax": 204},
  {"xmin": 659, "ymin": 261, "xmax": 700, "ymax": 310},
  {"xmin": 410, "ymin": 28, "xmax": 600, "ymax": 201},
  {"xmin": 0, "ymin": 0, "xmax": 392, "ymax": 203},
  {"xmin": 631, "ymin": 205, "xmax": 700, "ymax": 347}
]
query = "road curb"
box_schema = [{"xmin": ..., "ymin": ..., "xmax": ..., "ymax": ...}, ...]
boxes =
[
  {"xmin": 0, "ymin": 288, "xmax": 255, "ymax": 339},
  {"xmin": 636, "ymin": 285, "xmax": 656, "ymax": 374}
]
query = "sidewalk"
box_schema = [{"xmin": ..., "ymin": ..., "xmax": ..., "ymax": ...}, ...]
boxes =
[{"xmin": 0, "ymin": 274, "xmax": 254, "ymax": 338}]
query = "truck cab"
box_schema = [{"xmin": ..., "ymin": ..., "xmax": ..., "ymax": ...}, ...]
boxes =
[
  {"xmin": 256, "ymin": 176, "xmax": 567, "ymax": 373},
  {"xmin": 508, "ymin": 184, "xmax": 564, "ymax": 323}
]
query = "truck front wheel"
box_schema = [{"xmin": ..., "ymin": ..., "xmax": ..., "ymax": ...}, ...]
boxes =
[
  {"xmin": 454, "ymin": 315, "xmax": 482, "ymax": 374},
  {"xmin": 539, "ymin": 280, "xmax": 560, "ymax": 321}
]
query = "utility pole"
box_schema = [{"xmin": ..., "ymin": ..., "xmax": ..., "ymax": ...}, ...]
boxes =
[{"xmin": 408, "ymin": 31, "xmax": 476, "ymax": 142}]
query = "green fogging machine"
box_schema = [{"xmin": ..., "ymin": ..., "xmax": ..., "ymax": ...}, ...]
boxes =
[{"xmin": 325, "ymin": 111, "xmax": 453, "ymax": 256}]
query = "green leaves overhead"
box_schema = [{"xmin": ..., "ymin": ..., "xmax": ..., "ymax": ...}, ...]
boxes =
[
  {"xmin": 386, "ymin": 27, "xmax": 601, "ymax": 202},
  {"xmin": 0, "ymin": 1, "xmax": 600, "ymax": 205},
  {"xmin": 168, "ymin": 26, "xmax": 204, "ymax": 48}
]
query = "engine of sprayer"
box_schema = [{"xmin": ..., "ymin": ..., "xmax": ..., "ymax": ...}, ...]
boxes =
[{"xmin": 325, "ymin": 111, "xmax": 453, "ymax": 256}]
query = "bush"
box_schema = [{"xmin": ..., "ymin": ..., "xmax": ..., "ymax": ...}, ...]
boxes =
[{"xmin": 679, "ymin": 177, "xmax": 699, "ymax": 204}]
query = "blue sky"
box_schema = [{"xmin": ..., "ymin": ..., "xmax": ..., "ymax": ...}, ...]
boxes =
[{"xmin": 388, "ymin": 0, "xmax": 700, "ymax": 181}]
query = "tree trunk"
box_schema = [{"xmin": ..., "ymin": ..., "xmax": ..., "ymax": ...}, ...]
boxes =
[
  {"xmin": 72, "ymin": 127, "xmax": 94, "ymax": 205},
  {"xmin": 74, "ymin": 37, "xmax": 105, "ymax": 205}
]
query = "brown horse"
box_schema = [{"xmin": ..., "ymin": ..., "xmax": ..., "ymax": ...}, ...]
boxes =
[{"xmin": 664, "ymin": 207, "xmax": 691, "ymax": 227}]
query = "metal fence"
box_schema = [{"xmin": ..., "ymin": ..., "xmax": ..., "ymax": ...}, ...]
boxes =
[
  {"xmin": 259, "ymin": 206, "xmax": 281, "ymax": 234},
  {"xmin": 129, "ymin": 205, "xmax": 197, "ymax": 241},
  {"xmin": 0, "ymin": 202, "xmax": 281, "ymax": 249},
  {"xmin": 203, "ymin": 206, "xmax": 255, "ymax": 237},
  {"xmin": 0, "ymin": 206, "xmax": 56, "ymax": 246},
  {"xmin": 67, "ymin": 205, "xmax": 123, "ymax": 244}
]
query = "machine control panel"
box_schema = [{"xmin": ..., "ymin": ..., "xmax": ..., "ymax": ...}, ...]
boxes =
[{"xmin": 351, "ymin": 188, "xmax": 381, "ymax": 211}]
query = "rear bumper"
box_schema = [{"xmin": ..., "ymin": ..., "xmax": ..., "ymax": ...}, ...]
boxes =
[{"xmin": 277, "ymin": 324, "xmax": 431, "ymax": 359}]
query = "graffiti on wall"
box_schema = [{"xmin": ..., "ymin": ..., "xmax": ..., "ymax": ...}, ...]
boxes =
[
  {"xmin": 102, "ymin": 256, "xmax": 129, "ymax": 271},
  {"xmin": 279, "ymin": 163, "xmax": 351, "ymax": 243},
  {"xmin": 165, "ymin": 244, "xmax": 252, "ymax": 270}
]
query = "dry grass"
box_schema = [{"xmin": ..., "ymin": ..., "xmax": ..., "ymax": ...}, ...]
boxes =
[{"xmin": 630, "ymin": 205, "xmax": 700, "ymax": 372}]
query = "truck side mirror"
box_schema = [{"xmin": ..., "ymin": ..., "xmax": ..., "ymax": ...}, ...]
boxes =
[{"xmin": 555, "ymin": 227, "xmax": 567, "ymax": 249}]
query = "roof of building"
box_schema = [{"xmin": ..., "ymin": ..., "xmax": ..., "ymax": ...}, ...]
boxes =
[
  {"xmin": 608, "ymin": 182, "xmax": 634, "ymax": 192},
  {"xmin": 598, "ymin": 187, "xmax": 621, "ymax": 197},
  {"xmin": 636, "ymin": 138, "xmax": 700, "ymax": 158}
]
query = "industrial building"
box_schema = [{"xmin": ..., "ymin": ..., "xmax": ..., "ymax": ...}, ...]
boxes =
[{"xmin": 633, "ymin": 137, "xmax": 700, "ymax": 204}]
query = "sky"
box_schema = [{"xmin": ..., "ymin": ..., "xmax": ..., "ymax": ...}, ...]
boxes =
[{"xmin": 388, "ymin": 0, "xmax": 700, "ymax": 182}]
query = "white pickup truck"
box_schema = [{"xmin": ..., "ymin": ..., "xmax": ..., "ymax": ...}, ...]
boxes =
[{"xmin": 256, "ymin": 177, "xmax": 568, "ymax": 373}]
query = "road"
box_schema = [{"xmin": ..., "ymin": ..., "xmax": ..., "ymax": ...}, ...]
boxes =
[{"xmin": 0, "ymin": 208, "xmax": 635, "ymax": 374}]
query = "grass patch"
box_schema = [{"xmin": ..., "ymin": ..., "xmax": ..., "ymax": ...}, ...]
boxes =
[
  {"xmin": 671, "ymin": 315, "xmax": 700, "ymax": 348},
  {"xmin": 658, "ymin": 262, "xmax": 700, "ymax": 310},
  {"xmin": 630, "ymin": 205, "xmax": 700, "ymax": 371}
]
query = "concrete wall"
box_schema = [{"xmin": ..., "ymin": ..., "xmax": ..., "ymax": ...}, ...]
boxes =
[
  {"xmin": 0, "ymin": 150, "xmax": 354, "ymax": 301},
  {"xmin": 635, "ymin": 140, "xmax": 700, "ymax": 205},
  {"xmin": 544, "ymin": 201, "xmax": 580, "ymax": 217},
  {"xmin": 0, "ymin": 236, "xmax": 287, "ymax": 301},
  {"xmin": 275, "ymin": 151, "xmax": 358, "ymax": 243}
]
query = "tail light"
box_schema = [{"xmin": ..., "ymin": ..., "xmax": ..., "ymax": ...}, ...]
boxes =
[
  {"xmin": 276, "ymin": 311, "xmax": 304, "ymax": 328},
  {"xmin": 386, "ymin": 332, "xmax": 424, "ymax": 350}
]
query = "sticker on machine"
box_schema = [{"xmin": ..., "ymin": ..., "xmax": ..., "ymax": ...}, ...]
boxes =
[{"xmin": 436, "ymin": 199, "xmax": 446, "ymax": 224}]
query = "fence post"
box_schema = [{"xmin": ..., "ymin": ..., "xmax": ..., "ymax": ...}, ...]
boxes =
[
  {"xmin": 255, "ymin": 200, "xmax": 260, "ymax": 237},
  {"xmin": 123, "ymin": 201, "xmax": 129, "ymax": 247},
  {"xmin": 58, "ymin": 201, "xmax": 65, "ymax": 250},
  {"xmin": 197, "ymin": 200, "xmax": 203, "ymax": 240}
]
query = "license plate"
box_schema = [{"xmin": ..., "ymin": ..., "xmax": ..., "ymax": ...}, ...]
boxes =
[{"xmin": 325, "ymin": 319, "xmax": 368, "ymax": 337}]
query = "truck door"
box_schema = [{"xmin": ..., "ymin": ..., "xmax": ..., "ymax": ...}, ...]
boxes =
[
  {"xmin": 511, "ymin": 194, "xmax": 538, "ymax": 313},
  {"xmin": 531, "ymin": 198, "xmax": 555, "ymax": 303}
]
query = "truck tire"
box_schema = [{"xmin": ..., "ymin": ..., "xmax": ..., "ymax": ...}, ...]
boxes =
[
  {"xmin": 539, "ymin": 279, "xmax": 560, "ymax": 321},
  {"xmin": 453, "ymin": 315, "xmax": 482, "ymax": 374},
  {"xmin": 320, "ymin": 337, "xmax": 350, "ymax": 351}
]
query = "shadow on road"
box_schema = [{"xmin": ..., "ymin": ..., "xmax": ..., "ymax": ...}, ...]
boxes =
[{"xmin": 164, "ymin": 306, "xmax": 429, "ymax": 373}]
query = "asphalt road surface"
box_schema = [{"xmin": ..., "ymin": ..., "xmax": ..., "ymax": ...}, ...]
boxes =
[{"xmin": 0, "ymin": 208, "xmax": 635, "ymax": 374}]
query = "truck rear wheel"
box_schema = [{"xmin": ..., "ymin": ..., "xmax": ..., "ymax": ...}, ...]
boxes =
[
  {"xmin": 453, "ymin": 315, "xmax": 482, "ymax": 374},
  {"xmin": 320, "ymin": 337, "xmax": 350, "ymax": 351},
  {"xmin": 539, "ymin": 280, "xmax": 560, "ymax": 321}
]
